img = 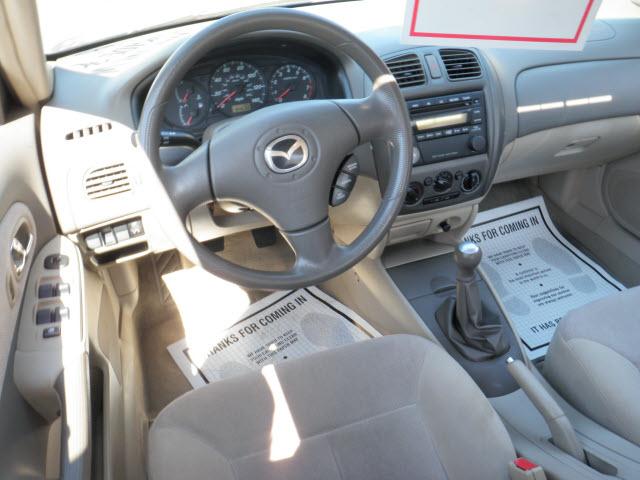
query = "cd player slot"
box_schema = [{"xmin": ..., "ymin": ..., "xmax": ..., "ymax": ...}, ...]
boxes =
[{"xmin": 409, "ymin": 100, "xmax": 468, "ymax": 115}]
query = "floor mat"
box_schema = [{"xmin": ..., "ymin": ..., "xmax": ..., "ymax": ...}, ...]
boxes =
[
  {"xmin": 466, "ymin": 196, "xmax": 625, "ymax": 360},
  {"xmin": 167, "ymin": 285, "xmax": 379, "ymax": 388}
]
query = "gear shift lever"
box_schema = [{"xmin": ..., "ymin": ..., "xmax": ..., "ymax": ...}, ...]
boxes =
[
  {"xmin": 436, "ymin": 242, "xmax": 509, "ymax": 361},
  {"xmin": 454, "ymin": 242, "xmax": 483, "ymax": 326}
]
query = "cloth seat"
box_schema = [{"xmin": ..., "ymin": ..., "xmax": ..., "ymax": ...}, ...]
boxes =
[
  {"xmin": 545, "ymin": 287, "xmax": 640, "ymax": 446},
  {"xmin": 148, "ymin": 335, "xmax": 515, "ymax": 480}
]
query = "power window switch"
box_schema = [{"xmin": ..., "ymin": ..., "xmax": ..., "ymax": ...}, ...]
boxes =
[
  {"xmin": 38, "ymin": 282, "xmax": 71, "ymax": 299},
  {"xmin": 36, "ymin": 308, "xmax": 53, "ymax": 325},
  {"xmin": 43, "ymin": 326, "xmax": 61, "ymax": 339},
  {"xmin": 57, "ymin": 283, "xmax": 71, "ymax": 296},
  {"xmin": 38, "ymin": 284, "xmax": 56, "ymax": 299},
  {"xmin": 53, "ymin": 307, "xmax": 70, "ymax": 323},
  {"xmin": 44, "ymin": 254, "xmax": 69, "ymax": 270}
]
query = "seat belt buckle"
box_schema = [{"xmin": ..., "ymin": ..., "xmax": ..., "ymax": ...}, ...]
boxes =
[{"xmin": 509, "ymin": 458, "xmax": 547, "ymax": 480}]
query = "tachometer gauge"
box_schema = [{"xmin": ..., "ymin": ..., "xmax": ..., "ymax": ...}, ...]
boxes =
[
  {"xmin": 210, "ymin": 61, "xmax": 266, "ymax": 116},
  {"xmin": 270, "ymin": 64, "xmax": 315, "ymax": 104},
  {"xmin": 175, "ymin": 80, "xmax": 208, "ymax": 127}
]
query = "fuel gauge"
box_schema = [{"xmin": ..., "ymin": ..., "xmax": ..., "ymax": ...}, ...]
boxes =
[{"xmin": 175, "ymin": 80, "xmax": 208, "ymax": 128}]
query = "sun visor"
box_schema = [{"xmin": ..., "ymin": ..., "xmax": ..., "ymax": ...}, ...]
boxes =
[{"xmin": 402, "ymin": 0, "xmax": 603, "ymax": 51}]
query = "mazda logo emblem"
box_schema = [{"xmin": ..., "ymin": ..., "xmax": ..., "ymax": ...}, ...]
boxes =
[{"xmin": 264, "ymin": 135, "xmax": 309, "ymax": 173}]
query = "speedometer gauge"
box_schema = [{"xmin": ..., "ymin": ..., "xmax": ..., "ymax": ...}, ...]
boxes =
[
  {"xmin": 210, "ymin": 61, "xmax": 266, "ymax": 116},
  {"xmin": 175, "ymin": 80, "xmax": 208, "ymax": 127},
  {"xmin": 270, "ymin": 65, "xmax": 315, "ymax": 104}
]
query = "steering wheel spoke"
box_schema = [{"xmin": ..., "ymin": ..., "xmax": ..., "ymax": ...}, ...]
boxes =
[
  {"xmin": 334, "ymin": 83, "xmax": 401, "ymax": 145},
  {"xmin": 282, "ymin": 219, "xmax": 343, "ymax": 275},
  {"xmin": 162, "ymin": 142, "xmax": 214, "ymax": 219}
]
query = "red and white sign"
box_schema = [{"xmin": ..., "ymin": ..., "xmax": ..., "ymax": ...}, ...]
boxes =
[{"xmin": 403, "ymin": 0, "xmax": 604, "ymax": 50}]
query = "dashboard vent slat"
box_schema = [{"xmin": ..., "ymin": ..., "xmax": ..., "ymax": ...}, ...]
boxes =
[
  {"xmin": 385, "ymin": 54, "xmax": 426, "ymax": 88},
  {"xmin": 439, "ymin": 49, "xmax": 482, "ymax": 81},
  {"xmin": 66, "ymin": 122, "xmax": 112, "ymax": 140},
  {"xmin": 85, "ymin": 163, "xmax": 132, "ymax": 199}
]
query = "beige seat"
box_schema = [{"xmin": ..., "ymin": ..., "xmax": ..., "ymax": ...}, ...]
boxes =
[
  {"xmin": 545, "ymin": 287, "xmax": 640, "ymax": 446},
  {"xmin": 148, "ymin": 335, "xmax": 515, "ymax": 480}
]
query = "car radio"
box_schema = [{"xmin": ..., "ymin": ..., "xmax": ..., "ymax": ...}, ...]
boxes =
[
  {"xmin": 408, "ymin": 91, "xmax": 487, "ymax": 165},
  {"xmin": 398, "ymin": 91, "xmax": 490, "ymax": 214}
]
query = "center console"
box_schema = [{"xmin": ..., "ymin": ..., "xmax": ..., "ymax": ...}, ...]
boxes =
[{"xmin": 401, "ymin": 90, "xmax": 491, "ymax": 214}]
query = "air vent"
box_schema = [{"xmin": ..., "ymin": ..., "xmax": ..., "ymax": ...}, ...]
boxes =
[
  {"xmin": 66, "ymin": 122, "xmax": 112, "ymax": 140},
  {"xmin": 385, "ymin": 54, "xmax": 426, "ymax": 88},
  {"xmin": 84, "ymin": 163, "xmax": 131, "ymax": 199},
  {"xmin": 439, "ymin": 49, "xmax": 482, "ymax": 80}
]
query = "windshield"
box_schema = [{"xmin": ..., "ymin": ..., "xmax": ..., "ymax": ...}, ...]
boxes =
[
  {"xmin": 37, "ymin": 0, "xmax": 351, "ymax": 55},
  {"xmin": 38, "ymin": 0, "xmax": 640, "ymax": 56}
]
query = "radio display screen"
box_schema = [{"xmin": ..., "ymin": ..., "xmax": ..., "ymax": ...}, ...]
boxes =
[{"xmin": 414, "ymin": 112, "xmax": 468, "ymax": 131}]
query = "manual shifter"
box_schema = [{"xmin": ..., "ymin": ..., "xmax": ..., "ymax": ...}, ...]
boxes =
[{"xmin": 436, "ymin": 242, "xmax": 509, "ymax": 361}]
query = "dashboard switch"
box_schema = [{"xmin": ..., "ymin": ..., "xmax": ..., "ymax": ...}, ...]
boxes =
[
  {"xmin": 341, "ymin": 156, "xmax": 360, "ymax": 176},
  {"xmin": 114, "ymin": 224, "xmax": 131, "ymax": 242},
  {"xmin": 335, "ymin": 172, "xmax": 356, "ymax": 191},
  {"xmin": 128, "ymin": 219, "xmax": 144, "ymax": 237},
  {"xmin": 85, "ymin": 233, "xmax": 102, "ymax": 250},
  {"xmin": 425, "ymin": 55, "xmax": 442, "ymax": 79},
  {"xmin": 331, "ymin": 188, "xmax": 350, "ymax": 207},
  {"xmin": 102, "ymin": 229, "xmax": 117, "ymax": 246}
]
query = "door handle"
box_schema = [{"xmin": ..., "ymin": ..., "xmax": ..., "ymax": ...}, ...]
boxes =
[{"xmin": 10, "ymin": 227, "xmax": 33, "ymax": 278}]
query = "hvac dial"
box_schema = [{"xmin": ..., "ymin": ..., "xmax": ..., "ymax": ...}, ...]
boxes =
[
  {"xmin": 270, "ymin": 64, "xmax": 315, "ymax": 104},
  {"xmin": 210, "ymin": 61, "xmax": 266, "ymax": 116},
  {"xmin": 175, "ymin": 80, "xmax": 208, "ymax": 127}
]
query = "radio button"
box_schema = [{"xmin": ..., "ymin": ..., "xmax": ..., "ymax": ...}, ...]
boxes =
[
  {"xmin": 453, "ymin": 128, "xmax": 462, "ymax": 135},
  {"xmin": 434, "ymin": 131, "xmax": 444, "ymax": 138},
  {"xmin": 472, "ymin": 118, "xmax": 483, "ymax": 125},
  {"xmin": 444, "ymin": 129, "xmax": 454, "ymax": 136},
  {"xmin": 416, "ymin": 133, "xmax": 427, "ymax": 142},
  {"xmin": 426, "ymin": 132, "xmax": 436, "ymax": 140},
  {"xmin": 469, "ymin": 135, "xmax": 487, "ymax": 153}
]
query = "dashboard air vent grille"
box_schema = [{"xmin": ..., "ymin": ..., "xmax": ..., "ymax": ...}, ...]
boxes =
[
  {"xmin": 439, "ymin": 49, "xmax": 482, "ymax": 80},
  {"xmin": 66, "ymin": 122, "xmax": 112, "ymax": 140},
  {"xmin": 385, "ymin": 54, "xmax": 426, "ymax": 88},
  {"xmin": 85, "ymin": 163, "xmax": 131, "ymax": 199}
]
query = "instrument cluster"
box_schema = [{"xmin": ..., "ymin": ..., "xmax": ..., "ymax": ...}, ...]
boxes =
[{"xmin": 164, "ymin": 54, "xmax": 329, "ymax": 136}]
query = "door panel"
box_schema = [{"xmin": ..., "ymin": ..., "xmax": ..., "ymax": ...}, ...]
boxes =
[{"xmin": 0, "ymin": 113, "xmax": 57, "ymax": 478}]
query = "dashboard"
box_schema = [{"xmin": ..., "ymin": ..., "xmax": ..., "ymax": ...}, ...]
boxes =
[
  {"xmin": 41, "ymin": 1, "xmax": 640, "ymax": 263},
  {"xmin": 155, "ymin": 42, "xmax": 347, "ymax": 142}
]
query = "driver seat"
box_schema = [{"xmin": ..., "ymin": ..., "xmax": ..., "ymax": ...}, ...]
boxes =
[{"xmin": 148, "ymin": 335, "xmax": 516, "ymax": 480}]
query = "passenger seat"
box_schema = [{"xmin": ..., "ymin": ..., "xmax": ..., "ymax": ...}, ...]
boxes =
[{"xmin": 544, "ymin": 287, "xmax": 640, "ymax": 446}]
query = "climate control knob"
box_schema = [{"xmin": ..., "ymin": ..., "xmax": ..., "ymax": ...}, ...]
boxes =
[
  {"xmin": 468, "ymin": 135, "xmax": 487, "ymax": 153},
  {"xmin": 404, "ymin": 182, "xmax": 424, "ymax": 207},
  {"xmin": 433, "ymin": 171, "xmax": 454, "ymax": 193}
]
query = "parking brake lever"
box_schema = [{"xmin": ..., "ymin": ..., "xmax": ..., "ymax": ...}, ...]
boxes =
[{"xmin": 507, "ymin": 357, "xmax": 586, "ymax": 464}]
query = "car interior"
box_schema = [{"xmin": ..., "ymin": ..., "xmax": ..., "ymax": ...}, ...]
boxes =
[{"xmin": 2, "ymin": 0, "xmax": 640, "ymax": 479}]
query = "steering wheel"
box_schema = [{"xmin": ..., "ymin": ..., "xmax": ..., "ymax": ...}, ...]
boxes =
[{"xmin": 138, "ymin": 8, "xmax": 412, "ymax": 290}]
